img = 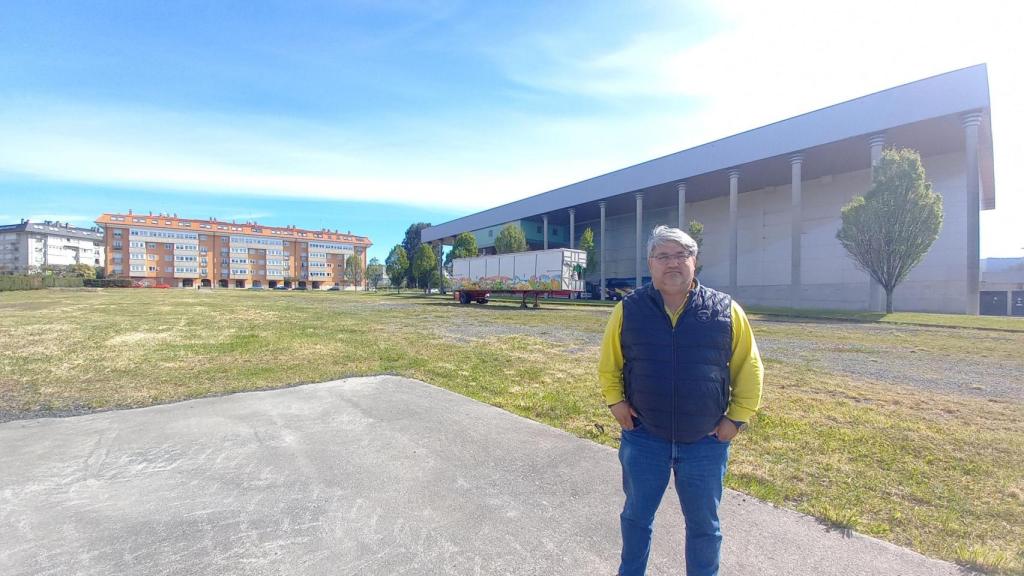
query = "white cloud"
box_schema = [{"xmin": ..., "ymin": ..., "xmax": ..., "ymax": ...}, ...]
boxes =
[{"xmin": 493, "ymin": 0, "xmax": 1024, "ymax": 256}]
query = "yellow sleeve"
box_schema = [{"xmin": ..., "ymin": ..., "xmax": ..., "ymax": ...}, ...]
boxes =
[
  {"xmin": 598, "ymin": 302, "xmax": 626, "ymax": 406},
  {"xmin": 727, "ymin": 301, "xmax": 764, "ymax": 422}
]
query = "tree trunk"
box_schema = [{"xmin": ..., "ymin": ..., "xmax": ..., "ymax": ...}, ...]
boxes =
[{"xmin": 885, "ymin": 287, "xmax": 894, "ymax": 314}]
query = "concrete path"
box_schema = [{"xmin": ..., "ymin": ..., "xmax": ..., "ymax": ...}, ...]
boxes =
[{"xmin": 0, "ymin": 376, "xmax": 975, "ymax": 575}]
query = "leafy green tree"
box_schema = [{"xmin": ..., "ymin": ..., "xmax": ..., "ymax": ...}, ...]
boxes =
[
  {"xmin": 445, "ymin": 232, "xmax": 478, "ymax": 266},
  {"xmin": 344, "ymin": 251, "xmax": 364, "ymax": 287},
  {"xmin": 366, "ymin": 257, "xmax": 384, "ymax": 290},
  {"xmin": 412, "ymin": 243, "xmax": 437, "ymax": 292},
  {"xmin": 385, "ymin": 245, "xmax": 409, "ymax": 293},
  {"xmin": 687, "ymin": 220, "xmax": 704, "ymax": 276},
  {"xmin": 837, "ymin": 148, "xmax": 943, "ymax": 313},
  {"xmin": 494, "ymin": 224, "xmax": 527, "ymax": 254},
  {"xmin": 579, "ymin": 227, "xmax": 595, "ymax": 275},
  {"xmin": 402, "ymin": 222, "xmax": 431, "ymax": 286}
]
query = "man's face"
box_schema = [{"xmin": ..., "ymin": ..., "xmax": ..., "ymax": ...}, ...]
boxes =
[{"xmin": 648, "ymin": 242, "xmax": 696, "ymax": 294}]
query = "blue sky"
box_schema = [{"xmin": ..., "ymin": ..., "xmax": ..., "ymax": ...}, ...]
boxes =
[{"xmin": 1, "ymin": 0, "xmax": 1021, "ymax": 262}]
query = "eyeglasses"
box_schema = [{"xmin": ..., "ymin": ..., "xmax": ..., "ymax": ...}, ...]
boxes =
[{"xmin": 651, "ymin": 253, "xmax": 691, "ymax": 264}]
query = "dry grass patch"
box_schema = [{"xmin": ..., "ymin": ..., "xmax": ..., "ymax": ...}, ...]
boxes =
[{"xmin": 1, "ymin": 288, "xmax": 1021, "ymax": 573}]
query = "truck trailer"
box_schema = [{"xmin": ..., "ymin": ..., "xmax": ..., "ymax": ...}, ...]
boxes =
[{"xmin": 451, "ymin": 248, "xmax": 587, "ymax": 307}]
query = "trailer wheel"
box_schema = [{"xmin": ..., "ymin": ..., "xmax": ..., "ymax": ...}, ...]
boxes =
[{"xmin": 459, "ymin": 291, "xmax": 471, "ymax": 304}]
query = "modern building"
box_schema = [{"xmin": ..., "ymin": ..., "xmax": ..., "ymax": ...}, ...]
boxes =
[
  {"xmin": 95, "ymin": 212, "xmax": 372, "ymax": 289},
  {"xmin": 423, "ymin": 64, "xmax": 996, "ymax": 314},
  {"xmin": 0, "ymin": 220, "xmax": 105, "ymax": 274},
  {"xmin": 979, "ymin": 258, "xmax": 1024, "ymax": 316}
]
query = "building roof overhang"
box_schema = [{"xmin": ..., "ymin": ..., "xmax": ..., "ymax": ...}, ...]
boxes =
[{"xmin": 424, "ymin": 64, "xmax": 994, "ymax": 243}]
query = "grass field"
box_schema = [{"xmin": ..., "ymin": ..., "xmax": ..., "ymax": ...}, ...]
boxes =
[{"xmin": 1, "ymin": 288, "xmax": 1022, "ymax": 574}]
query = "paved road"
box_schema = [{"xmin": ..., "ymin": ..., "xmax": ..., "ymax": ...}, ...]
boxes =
[{"xmin": 0, "ymin": 376, "xmax": 975, "ymax": 575}]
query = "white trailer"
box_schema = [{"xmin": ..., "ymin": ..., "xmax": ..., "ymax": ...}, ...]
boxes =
[{"xmin": 451, "ymin": 248, "xmax": 587, "ymax": 307}]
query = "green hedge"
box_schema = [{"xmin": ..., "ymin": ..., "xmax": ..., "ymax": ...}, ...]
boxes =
[
  {"xmin": 0, "ymin": 275, "xmax": 85, "ymax": 292},
  {"xmin": 83, "ymin": 278, "xmax": 132, "ymax": 288}
]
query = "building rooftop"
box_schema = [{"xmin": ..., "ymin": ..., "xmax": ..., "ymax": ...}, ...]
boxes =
[
  {"xmin": 96, "ymin": 212, "xmax": 372, "ymax": 247},
  {"xmin": 0, "ymin": 220, "xmax": 106, "ymax": 241},
  {"xmin": 424, "ymin": 64, "xmax": 995, "ymax": 243}
]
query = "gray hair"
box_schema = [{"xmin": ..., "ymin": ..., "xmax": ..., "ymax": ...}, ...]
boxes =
[{"xmin": 647, "ymin": 225, "xmax": 698, "ymax": 258}]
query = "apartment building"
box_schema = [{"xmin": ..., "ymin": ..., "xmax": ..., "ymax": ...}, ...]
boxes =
[
  {"xmin": 0, "ymin": 220, "xmax": 105, "ymax": 273},
  {"xmin": 95, "ymin": 212, "xmax": 372, "ymax": 289}
]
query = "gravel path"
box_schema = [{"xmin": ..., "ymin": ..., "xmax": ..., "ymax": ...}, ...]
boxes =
[{"xmin": 432, "ymin": 311, "xmax": 1023, "ymax": 402}]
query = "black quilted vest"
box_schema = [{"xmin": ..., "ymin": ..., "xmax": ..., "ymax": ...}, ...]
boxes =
[{"xmin": 621, "ymin": 281, "xmax": 732, "ymax": 442}]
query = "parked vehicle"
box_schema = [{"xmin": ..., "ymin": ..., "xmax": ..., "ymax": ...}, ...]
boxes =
[{"xmin": 451, "ymin": 248, "xmax": 587, "ymax": 308}]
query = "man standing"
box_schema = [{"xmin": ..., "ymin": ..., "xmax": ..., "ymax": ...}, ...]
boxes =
[{"xmin": 599, "ymin": 225, "xmax": 763, "ymax": 576}]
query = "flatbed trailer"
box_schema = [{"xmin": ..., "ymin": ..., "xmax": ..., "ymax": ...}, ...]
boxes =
[
  {"xmin": 450, "ymin": 248, "xmax": 587, "ymax": 308},
  {"xmin": 453, "ymin": 288, "xmax": 573, "ymax": 308}
]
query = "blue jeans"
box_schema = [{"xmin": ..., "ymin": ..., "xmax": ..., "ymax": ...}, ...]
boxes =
[{"xmin": 617, "ymin": 422, "xmax": 730, "ymax": 576}]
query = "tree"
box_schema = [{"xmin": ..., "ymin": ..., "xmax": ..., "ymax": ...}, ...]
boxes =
[
  {"xmin": 385, "ymin": 245, "xmax": 409, "ymax": 293},
  {"xmin": 344, "ymin": 251, "xmax": 364, "ymax": 288},
  {"xmin": 687, "ymin": 220, "xmax": 704, "ymax": 276},
  {"xmin": 412, "ymin": 244, "xmax": 437, "ymax": 293},
  {"xmin": 494, "ymin": 224, "xmax": 527, "ymax": 254},
  {"xmin": 579, "ymin": 227, "xmax": 595, "ymax": 275},
  {"xmin": 445, "ymin": 232, "xmax": 478, "ymax": 266},
  {"xmin": 837, "ymin": 148, "xmax": 942, "ymax": 313},
  {"xmin": 366, "ymin": 257, "xmax": 384, "ymax": 290},
  {"xmin": 402, "ymin": 222, "xmax": 431, "ymax": 287}
]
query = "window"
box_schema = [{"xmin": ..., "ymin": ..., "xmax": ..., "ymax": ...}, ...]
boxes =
[
  {"xmin": 537, "ymin": 225, "xmax": 542, "ymax": 234},
  {"xmin": 147, "ymin": 243, "xmax": 157, "ymax": 249},
  {"xmin": 164, "ymin": 243, "xmax": 173, "ymax": 249},
  {"xmin": 130, "ymin": 241, "xmax": 145, "ymax": 248},
  {"xmin": 130, "ymin": 265, "xmax": 145, "ymax": 272},
  {"xmin": 113, "ymin": 241, "xmax": 123, "ymax": 249},
  {"xmin": 112, "ymin": 229, "xmax": 123, "ymax": 237},
  {"xmin": 148, "ymin": 266, "xmax": 158, "ymax": 272},
  {"xmin": 489, "ymin": 230, "xmax": 493, "ymax": 237}
]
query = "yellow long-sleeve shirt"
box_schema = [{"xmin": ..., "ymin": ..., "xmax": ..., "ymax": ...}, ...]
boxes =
[{"xmin": 598, "ymin": 296, "xmax": 764, "ymax": 423}]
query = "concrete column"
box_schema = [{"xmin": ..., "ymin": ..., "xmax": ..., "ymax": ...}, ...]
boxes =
[
  {"xmin": 635, "ymin": 192, "xmax": 644, "ymax": 287},
  {"xmin": 728, "ymin": 169, "xmax": 740, "ymax": 291},
  {"xmin": 963, "ymin": 112, "xmax": 983, "ymax": 315},
  {"xmin": 867, "ymin": 134, "xmax": 886, "ymax": 311},
  {"xmin": 599, "ymin": 201, "xmax": 606, "ymax": 300},
  {"xmin": 542, "ymin": 214, "xmax": 549, "ymax": 250},
  {"xmin": 435, "ymin": 241, "xmax": 444, "ymax": 294},
  {"xmin": 790, "ymin": 154, "xmax": 804, "ymax": 308},
  {"xmin": 869, "ymin": 133, "xmax": 886, "ymax": 167},
  {"xmin": 677, "ymin": 182, "xmax": 687, "ymax": 230},
  {"xmin": 568, "ymin": 208, "xmax": 575, "ymax": 249}
]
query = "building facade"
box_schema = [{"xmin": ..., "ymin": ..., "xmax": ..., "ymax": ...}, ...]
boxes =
[
  {"xmin": 979, "ymin": 258, "xmax": 1024, "ymax": 316},
  {"xmin": 95, "ymin": 212, "xmax": 371, "ymax": 289},
  {"xmin": 0, "ymin": 220, "xmax": 105, "ymax": 273},
  {"xmin": 423, "ymin": 65, "xmax": 996, "ymax": 314}
]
